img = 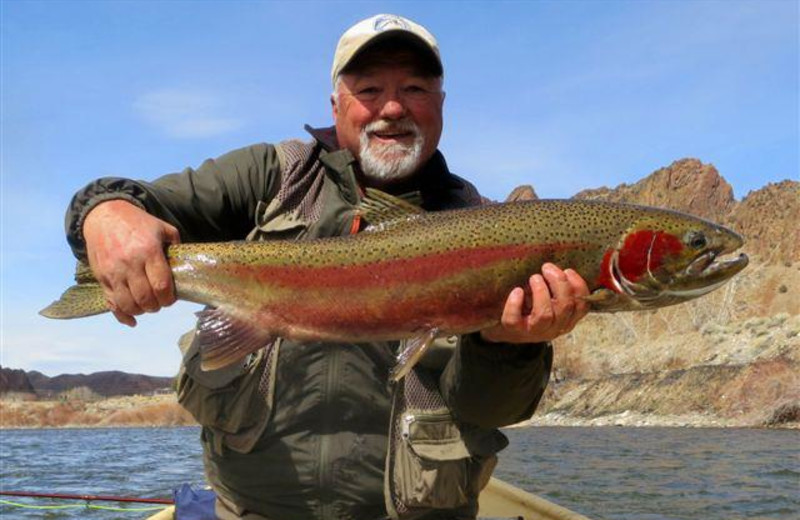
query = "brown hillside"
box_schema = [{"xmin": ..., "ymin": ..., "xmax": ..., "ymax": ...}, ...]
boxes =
[
  {"xmin": 725, "ymin": 180, "xmax": 800, "ymax": 263},
  {"xmin": 573, "ymin": 158, "xmax": 736, "ymax": 222}
]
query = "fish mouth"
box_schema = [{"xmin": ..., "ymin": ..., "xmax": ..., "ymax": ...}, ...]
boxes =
[
  {"xmin": 685, "ymin": 250, "xmax": 749, "ymax": 282},
  {"xmin": 686, "ymin": 249, "xmax": 748, "ymax": 276},
  {"xmin": 610, "ymin": 245, "xmax": 749, "ymax": 307},
  {"xmin": 667, "ymin": 248, "xmax": 749, "ymax": 300}
]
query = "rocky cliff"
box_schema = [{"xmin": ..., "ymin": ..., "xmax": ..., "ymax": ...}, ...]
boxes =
[
  {"xmin": 574, "ymin": 158, "xmax": 737, "ymax": 222},
  {"xmin": 726, "ymin": 180, "xmax": 799, "ymax": 263}
]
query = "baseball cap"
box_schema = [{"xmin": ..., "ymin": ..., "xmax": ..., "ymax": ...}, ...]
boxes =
[{"xmin": 331, "ymin": 14, "xmax": 442, "ymax": 85}]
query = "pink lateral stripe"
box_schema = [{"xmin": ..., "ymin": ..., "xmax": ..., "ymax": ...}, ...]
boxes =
[
  {"xmin": 255, "ymin": 282, "xmax": 504, "ymax": 338},
  {"xmin": 223, "ymin": 242, "xmax": 583, "ymax": 290}
]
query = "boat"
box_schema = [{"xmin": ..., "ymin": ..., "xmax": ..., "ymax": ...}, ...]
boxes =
[{"xmin": 145, "ymin": 477, "xmax": 592, "ymax": 520}]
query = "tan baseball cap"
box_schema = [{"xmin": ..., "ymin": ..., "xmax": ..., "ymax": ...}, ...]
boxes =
[{"xmin": 331, "ymin": 14, "xmax": 442, "ymax": 86}]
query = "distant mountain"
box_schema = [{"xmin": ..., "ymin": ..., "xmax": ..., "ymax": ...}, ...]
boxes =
[
  {"xmin": 24, "ymin": 370, "xmax": 173, "ymax": 397},
  {"xmin": 0, "ymin": 366, "xmax": 35, "ymax": 394}
]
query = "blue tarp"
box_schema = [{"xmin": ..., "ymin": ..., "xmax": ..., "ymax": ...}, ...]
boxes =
[{"xmin": 173, "ymin": 484, "xmax": 217, "ymax": 520}]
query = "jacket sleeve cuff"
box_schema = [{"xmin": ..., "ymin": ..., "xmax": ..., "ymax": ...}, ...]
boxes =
[
  {"xmin": 460, "ymin": 332, "xmax": 549, "ymax": 362},
  {"xmin": 439, "ymin": 333, "xmax": 553, "ymax": 429}
]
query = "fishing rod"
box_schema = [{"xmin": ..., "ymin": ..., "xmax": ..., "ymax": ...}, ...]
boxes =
[{"xmin": 0, "ymin": 490, "xmax": 173, "ymax": 504}]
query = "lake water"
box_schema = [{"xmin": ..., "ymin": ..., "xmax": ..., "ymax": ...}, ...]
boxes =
[{"xmin": 0, "ymin": 426, "xmax": 797, "ymax": 519}]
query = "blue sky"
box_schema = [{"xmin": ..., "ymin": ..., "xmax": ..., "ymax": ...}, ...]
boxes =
[{"xmin": 1, "ymin": 0, "xmax": 797, "ymax": 377}]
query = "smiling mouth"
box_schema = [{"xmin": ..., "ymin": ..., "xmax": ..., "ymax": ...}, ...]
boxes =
[{"xmin": 371, "ymin": 130, "xmax": 415, "ymax": 141}]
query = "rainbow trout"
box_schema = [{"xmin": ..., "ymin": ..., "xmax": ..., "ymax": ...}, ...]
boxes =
[{"xmin": 41, "ymin": 190, "xmax": 748, "ymax": 380}]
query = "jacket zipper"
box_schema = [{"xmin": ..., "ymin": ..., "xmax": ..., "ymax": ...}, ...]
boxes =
[
  {"xmin": 401, "ymin": 413, "xmax": 415, "ymax": 439},
  {"xmin": 319, "ymin": 346, "xmax": 340, "ymax": 516},
  {"xmin": 401, "ymin": 412, "xmax": 453, "ymax": 440}
]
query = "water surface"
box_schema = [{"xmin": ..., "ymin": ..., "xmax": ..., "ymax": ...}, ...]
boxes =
[{"xmin": 0, "ymin": 426, "xmax": 797, "ymax": 519}]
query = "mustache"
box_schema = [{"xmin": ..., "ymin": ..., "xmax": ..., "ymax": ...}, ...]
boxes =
[{"xmin": 364, "ymin": 119, "xmax": 420, "ymax": 137}]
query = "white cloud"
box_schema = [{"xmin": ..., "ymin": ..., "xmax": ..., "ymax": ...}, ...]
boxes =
[{"xmin": 133, "ymin": 88, "xmax": 245, "ymax": 138}]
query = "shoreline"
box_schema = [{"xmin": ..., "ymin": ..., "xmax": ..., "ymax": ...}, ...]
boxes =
[
  {"xmin": 512, "ymin": 411, "xmax": 800, "ymax": 429},
  {"xmin": 2, "ymin": 401, "xmax": 797, "ymax": 430},
  {"xmin": 3, "ymin": 422, "xmax": 797, "ymax": 430},
  {"xmin": 0, "ymin": 394, "xmax": 197, "ymax": 430}
]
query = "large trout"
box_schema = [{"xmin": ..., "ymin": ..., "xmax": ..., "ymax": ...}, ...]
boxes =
[{"xmin": 41, "ymin": 189, "xmax": 748, "ymax": 380}]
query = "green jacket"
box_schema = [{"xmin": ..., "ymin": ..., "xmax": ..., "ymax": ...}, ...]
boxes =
[{"xmin": 65, "ymin": 126, "xmax": 553, "ymax": 520}]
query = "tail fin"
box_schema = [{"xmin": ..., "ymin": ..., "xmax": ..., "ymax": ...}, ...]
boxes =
[{"xmin": 40, "ymin": 262, "xmax": 109, "ymax": 319}]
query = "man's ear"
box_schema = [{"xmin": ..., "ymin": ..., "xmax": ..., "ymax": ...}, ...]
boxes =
[{"xmin": 331, "ymin": 94, "xmax": 338, "ymax": 121}]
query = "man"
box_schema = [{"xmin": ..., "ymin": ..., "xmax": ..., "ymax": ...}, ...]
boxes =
[{"xmin": 65, "ymin": 14, "xmax": 589, "ymax": 520}]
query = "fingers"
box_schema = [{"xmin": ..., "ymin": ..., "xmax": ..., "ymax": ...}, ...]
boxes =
[
  {"xmin": 111, "ymin": 308, "xmax": 137, "ymax": 328},
  {"xmin": 541, "ymin": 264, "xmax": 575, "ymax": 332},
  {"xmin": 565, "ymin": 268, "xmax": 590, "ymax": 324},
  {"xmin": 482, "ymin": 263, "xmax": 592, "ymax": 344},
  {"xmin": 162, "ymin": 223, "xmax": 182, "ymax": 245},
  {"xmin": 83, "ymin": 201, "xmax": 180, "ymax": 326},
  {"xmin": 500, "ymin": 287, "xmax": 526, "ymax": 328},
  {"xmin": 528, "ymin": 273, "xmax": 555, "ymax": 330},
  {"xmin": 100, "ymin": 249, "xmax": 162, "ymax": 315},
  {"xmin": 100, "ymin": 265, "xmax": 151, "ymax": 318},
  {"xmin": 128, "ymin": 264, "xmax": 161, "ymax": 313},
  {"xmin": 145, "ymin": 255, "xmax": 176, "ymax": 308}
]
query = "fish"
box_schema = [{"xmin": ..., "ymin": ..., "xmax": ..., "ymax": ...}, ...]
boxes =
[{"xmin": 40, "ymin": 189, "xmax": 748, "ymax": 380}]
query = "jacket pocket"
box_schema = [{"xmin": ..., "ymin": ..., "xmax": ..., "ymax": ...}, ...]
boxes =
[
  {"xmin": 393, "ymin": 412, "xmax": 472, "ymax": 510},
  {"xmin": 176, "ymin": 330, "xmax": 274, "ymax": 454},
  {"xmin": 247, "ymin": 199, "xmax": 309, "ymax": 241}
]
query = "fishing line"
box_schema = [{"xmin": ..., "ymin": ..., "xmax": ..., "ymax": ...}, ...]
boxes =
[{"xmin": 0, "ymin": 498, "xmax": 166, "ymax": 512}]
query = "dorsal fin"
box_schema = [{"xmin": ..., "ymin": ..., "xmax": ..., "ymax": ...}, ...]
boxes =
[{"xmin": 358, "ymin": 188, "xmax": 425, "ymax": 228}]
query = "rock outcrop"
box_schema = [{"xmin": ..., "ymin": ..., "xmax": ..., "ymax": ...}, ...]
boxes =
[
  {"xmin": 726, "ymin": 180, "xmax": 799, "ymax": 263},
  {"xmin": 573, "ymin": 158, "xmax": 737, "ymax": 222}
]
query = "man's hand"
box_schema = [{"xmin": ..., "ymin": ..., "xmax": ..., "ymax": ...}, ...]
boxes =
[
  {"xmin": 480, "ymin": 263, "xmax": 590, "ymax": 344},
  {"xmin": 82, "ymin": 200, "xmax": 181, "ymax": 327}
]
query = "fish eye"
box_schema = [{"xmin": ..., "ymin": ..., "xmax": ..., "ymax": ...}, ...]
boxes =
[{"xmin": 686, "ymin": 231, "xmax": 707, "ymax": 250}]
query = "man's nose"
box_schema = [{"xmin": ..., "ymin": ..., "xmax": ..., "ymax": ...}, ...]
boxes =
[{"xmin": 378, "ymin": 91, "xmax": 408, "ymax": 120}]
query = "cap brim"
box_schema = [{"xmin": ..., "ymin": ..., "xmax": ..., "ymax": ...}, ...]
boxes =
[{"xmin": 339, "ymin": 30, "xmax": 442, "ymax": 77}]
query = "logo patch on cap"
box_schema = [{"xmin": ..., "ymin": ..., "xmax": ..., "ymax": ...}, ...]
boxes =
[{"xmin": 373, "ymin": 15, "xmax": 410, "ymax": 32}]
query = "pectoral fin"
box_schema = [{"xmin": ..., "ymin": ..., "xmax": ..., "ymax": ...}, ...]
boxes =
[
  {"xmin": 581, "ymin": 289, "xmax": 637, "ymax": 312},
  {"xmin": 358, "ymin": 188, "xmax": 425, "ymax": 229},
  {"xmin": 390, "ymin": 328, "xmax": 440, "ymax": 382},
  {"xmin": 581, "ymin": 289, "xmax": 618, "ymax": 304},
  {"xmin": 196, "ymin": 308, "xmax": 274, "ymax": 371}
]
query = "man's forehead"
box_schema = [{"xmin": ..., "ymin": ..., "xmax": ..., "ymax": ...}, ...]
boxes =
[{"xmin": 342, "ymin": 64, "xmax": 439, "ymax": 82}]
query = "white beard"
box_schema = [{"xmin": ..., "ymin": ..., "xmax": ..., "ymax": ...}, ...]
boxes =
[{"xmin": 358, "ymin": 119, "xmax": 424, "ymax": 182}]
